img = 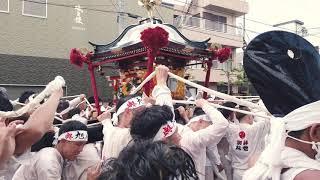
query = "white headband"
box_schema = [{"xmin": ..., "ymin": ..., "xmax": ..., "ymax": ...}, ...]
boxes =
[
  {"xmin": 53, "ymin": 130, "xmax": 88, "ymax": 145},
  {"xmin": 187, "ymin": 114, "xmax": 212, "ymax": 125},
  {"xmin": 112, "ymin": 96, "xmax": 144, "ymax": 126},
  {"xmin": 244, "ymin": 100, "xmax": 320, "ymax": 180},
  {"xmin": 153, "ymin": 120, "xmax": 177, "ymax": 141}
]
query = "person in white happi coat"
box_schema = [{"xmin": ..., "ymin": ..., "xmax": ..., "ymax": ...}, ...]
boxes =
[
  {"xmin": 100, "ymin": 65, "xmax": 176, "ymax": 161},
  {"xmin": 61, "ymin": 96, "xmax": 100, "ymax": 180},
  {"xmin": 225, "ymin": 106, "xmax": 269, "ymax": 180},
  {"xmin": 206, "ymin": 145, "xmax": 227, "ymax": 180},
  {"xmin": 244, "ymin": 100, "xmax": 320, "ymax": 180},
  {"xmin": 100, "ymin": 94, "xmax": 143, "ymax": 160},
  {"xmin": 63, "ymin": 143, "xmax": 101, "ymax": 180},
  {"xmin": 130, "ymin": 65, "xmax": 229, "ymax": 180},
  {"xmin": 0, "ymin": 86, "xmax": 63, "ymax": 180},
  {"xmin": 12, "ymin": 120, "xmax": 88, "ymax": 180},
  {"xmin": 179, "ymin": 107, "xmax": 227, "ymax": 180}
]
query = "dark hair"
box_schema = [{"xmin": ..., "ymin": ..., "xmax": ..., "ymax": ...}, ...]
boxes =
[
  {"xmin": 58, "ymin": 120, "xmax": 87, "ymax": 136},
  {"xmin": 130, "ymin": 105, "xmax": 173, "ymax": 140},
  {"xmin": 218, "ymin": 102, "xmax": 237, "ymax": 119},
  {"xmin": 116, "ymin": 94, "xmax": 140, "ymax": 112},
  {"xmin": 67, "ymin": 107, "xmax": 81, "ymax": 119},
  {"xmin": 56, "ymin": 101, "xmax": 70, "ymax": 113},
  {"xmin": 87, "ymin": 96, "xmax": 102, "ymax": 105},
  {"xmin": 193, "ymin": 107, "xmax": 205, "ymax": 117},
  {"xmin": 31, "ymin": 131, "xmax": 55, "ymax": 152},
  {"xmin": 18, "ymin": 91, "xmax": 35, "ymax": 103},
  {"xmin": 236, "ymin": 106, "xmax": 250, "ymax": 121},
  {"xmin": 0, "ymin": 91, "xmax": 13, "ymax": 112},
  {"xmin": 99, "ymin": 140, "xmax": 199, "ymax": 180}
]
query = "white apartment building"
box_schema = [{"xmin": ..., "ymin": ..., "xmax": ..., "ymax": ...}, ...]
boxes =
[{"xmin": 173, "ymin": 0, "xmax": 249, "ymax": 94}]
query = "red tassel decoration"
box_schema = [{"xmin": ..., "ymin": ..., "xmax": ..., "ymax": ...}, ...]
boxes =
[
  {"xmin": 140, "ymin": 26, "xmax": 169, "ymax": 54},
  {"xmin": 216, "ymin": 47, "xmax": 232, "ymax": 63},
  {"xmin": 140, "ymin": 26, "xmax": 169, "ymax": 95},
  {"xmin": 209, "ymin": 47, "xmax": 232, "ymax": 63},
  {"xmin": 70, "ymin": 48, "xmax": 87, "ymax": 68}
]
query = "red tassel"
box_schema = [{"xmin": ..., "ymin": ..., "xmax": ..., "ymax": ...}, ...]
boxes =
[
  {"xmin": 217, "ymin": 47, "xmax": 232, "ymax": 63},
  {"xmin": 70, "ymin": 48, "xmax": 87, "ymax": 68},
  {"xmin": 209, "ymin": 47, "xmax": 232, "ymax": 63},
  {"xmin": 140, "ymin": 26, "xmax": 169, "ymax": 54}
]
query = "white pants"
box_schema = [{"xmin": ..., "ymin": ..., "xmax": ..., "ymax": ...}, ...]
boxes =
[
  {"xmin": 205, "ymin": 166, "xmax": 215, "ymax": 180},
  {"xmin": 233, "ymin": 168, "xmax": 245, "ymax": 180}
]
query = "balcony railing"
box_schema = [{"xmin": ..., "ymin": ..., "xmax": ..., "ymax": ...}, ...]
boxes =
[
  {"xmin": 173, "ymin": 16, "xmax": 242, "ymax": 36},
  {"xmin": 204, "ymin": 19, "xmax": 227, "ymax": 33}
]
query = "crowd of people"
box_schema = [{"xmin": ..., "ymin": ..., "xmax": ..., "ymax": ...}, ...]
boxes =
[{"xmin": 0, "ymin": 65, "xmax": 320, "ymax": 180}]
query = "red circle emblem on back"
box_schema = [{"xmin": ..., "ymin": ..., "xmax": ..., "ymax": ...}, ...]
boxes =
[{"xmin": 239, "ymin": 131, "xmax": 246, "ymax": 139}]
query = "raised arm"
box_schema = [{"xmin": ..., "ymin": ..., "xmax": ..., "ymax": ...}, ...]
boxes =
[
  {"xmin": 68, "ymin": 94, "xmax": 85, "ymax": 109},
  {"xmin": 152, "ymin": 65, "xmax": 174, "ymax": 111},
  {"xmin": 0, "ymin": 120, "xmax": 24, "ymax": 169},
  {"xmin": 14, "ymin": 88, "xmax": 63, "ymax": 155},
  {"xmin": 184, "ymin": 99, "xmax": 229, "ymax": 148}
]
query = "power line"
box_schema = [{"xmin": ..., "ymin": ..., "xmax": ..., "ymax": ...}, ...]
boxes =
[
  {"xmin": 108, "ymin": 0, "xmax": 119, "ymax": 9},
  {"xmin": 180, "ymin": 27, "xmax": 244, "ymax": 42},
  {"xmin": 21, "ymin": 0, "xmax": 260, "ymax": 42},
  {"xmin": 160, "ymin": 4, "xmax": 261, "ymax": 43},
  {"xmin": 161, "ymin": 3, "xmax": 260, "ymax": 36},
  {"xmin": 155, "ymin": 7, "xmax": 165, "ymax": 22},
  {"xmin": 22, "ymin": 0, "xmax": 141, "ymax": 18},
  {"xmin": 307, "ymin": 27, "xmax": 320, "ymax": 30},
  {"xmin": 168, "ymin": 0, "xmax": 320, "ymax": 40}
]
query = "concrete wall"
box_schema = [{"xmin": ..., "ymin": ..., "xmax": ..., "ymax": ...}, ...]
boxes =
[
  {"xmin": 0, "ymin": 0, "xmax": 174, "ymax": 98},
  {"xmin": 0, "ymin": 53, "xmax": 116, "ymax": 99},
  {"xmin": 0, "ymin": 0, "xmax": 121, "ymax": 58}
]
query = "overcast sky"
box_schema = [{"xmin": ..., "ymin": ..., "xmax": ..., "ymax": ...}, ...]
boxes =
[
  {"xmin": 164, "ymin": 0, "xmax": 320, "ymax": 46},
  {"xmin": 244, "ymin": 0, "xmax": 320, "ymax": 46}
]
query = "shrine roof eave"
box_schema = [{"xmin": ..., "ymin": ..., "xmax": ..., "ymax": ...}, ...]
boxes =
[
  {"xmin": 91, "ymin": 46, "xmax": 211, "ymax": 64},
  {"xmin": 89, "ymin": 18, "xmax": 211, "ymax": 54}
]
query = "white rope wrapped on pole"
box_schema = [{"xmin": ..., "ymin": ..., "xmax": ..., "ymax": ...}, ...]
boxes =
[
  {"xmin": 76, "ymin": 100, "xmax": 86, "ymax": 108},
  {"xmin": 84, "ymin": 97, "xmax": 94, "ymax": 110},
  {"xmin": 168, "ymin": 72, "xmax": 268, "ymax": 112},
  {"xmin": 130, "ymin": 71, "xmax": 156, "ymax": 95},
  {"xmin": 54, "ymin": 115, "xmax": 64, "ymax": 122},
  {"xmin": 61, "ymin": 95, "xmax": 81, "ymax": 99},
  {"xmin": 0, "ymin": 76, "xmax": 65, "ymax": 118},
  {"xmin": 10, "ymin": 100, "xmax": 26, "ymax": 106},
  {"xmin": 172, "ymin": 100, "xmax": 270, "ymax": 119}
]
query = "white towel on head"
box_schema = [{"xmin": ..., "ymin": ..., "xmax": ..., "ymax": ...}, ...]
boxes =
[{"xmin": 244, "ymin": 100, "xmax": 320, "ymax": 180}]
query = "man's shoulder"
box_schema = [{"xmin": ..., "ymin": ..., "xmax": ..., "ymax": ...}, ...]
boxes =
[
  {"xmin": 37, "ymin": 147, "xmax": 62, "ymax": 161},
  {"xmin": 293, "ymin": 169, "xmax": 320, "ymax": 180}
]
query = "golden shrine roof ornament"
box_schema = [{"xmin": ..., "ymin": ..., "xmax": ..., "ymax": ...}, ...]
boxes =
[{"xmin": 138, "ymin": 0, "xmax": 162, "ymax": 18}]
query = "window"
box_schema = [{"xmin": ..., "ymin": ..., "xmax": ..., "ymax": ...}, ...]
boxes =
[
  {"xmin": 185, "ymin": 13, "xmax": 200, "ymax": 27},
  {"xmin": 0, "ymin": 0, "xmax": 9, "ymax": 13},
  {"xmin": 22, "ymin": 0, "xmax": 47, "ymax": 18},
  {"xmin": 203, "ymin": 12, "xmax": 227, "ymax": 33}
]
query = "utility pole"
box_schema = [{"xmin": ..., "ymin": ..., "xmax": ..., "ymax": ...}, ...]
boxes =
[
  {"xmin": 118, "ymin": 0, "xmax": 126, "ymax": 34},
  {"xmin": 179, "ymin": 0, "xmax": 196, "ymax": 27},
  {"xmin": 242, "ymin": 14, "xmax": 247, "ymax": 50}
]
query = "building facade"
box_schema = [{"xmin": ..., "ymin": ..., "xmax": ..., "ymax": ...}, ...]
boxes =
[
  {"xmin": 0, "ymin": 0, "xmax": 173, "ymax": 99},
  {"xmin": 173, "ymin": 0, "xmax": 249, "ymax": 95}
]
